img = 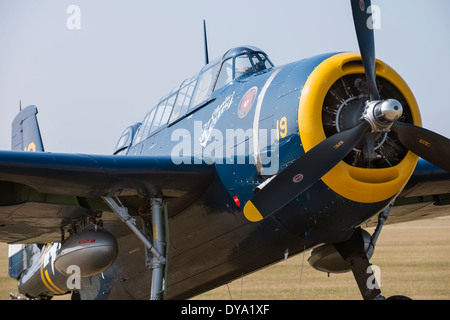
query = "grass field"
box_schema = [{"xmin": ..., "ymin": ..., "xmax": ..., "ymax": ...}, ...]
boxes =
[
  {"xmin": 195, "ymin": 216, "xmax": 450, "ymax": 300},
  {"xmin": 1, "ymin": 217, "xmax": 449, "ymax": 300}
]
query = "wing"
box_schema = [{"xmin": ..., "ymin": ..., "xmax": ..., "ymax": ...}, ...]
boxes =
[
  {"xmin": 0, "ymin": 150, "xmax": 215, "ymax": 243},
  {"xmin": 364, "ymin": 158, "xmax": 450, "ymax": 227}
]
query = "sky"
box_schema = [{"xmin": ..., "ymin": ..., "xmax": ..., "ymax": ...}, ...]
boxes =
[{"xmin": 0, "ymin": 0, "xmax": 449, "ymax": 155}]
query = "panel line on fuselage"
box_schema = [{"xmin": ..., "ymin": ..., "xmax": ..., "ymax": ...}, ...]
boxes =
[{"xmin": 252, "ymin": 66, "xmax": 285, "ymax": 176}]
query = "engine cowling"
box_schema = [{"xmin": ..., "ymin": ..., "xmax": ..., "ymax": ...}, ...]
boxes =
[{"xmin": 298, "ymin": 52, "xmax": 421, "ymax": 204}]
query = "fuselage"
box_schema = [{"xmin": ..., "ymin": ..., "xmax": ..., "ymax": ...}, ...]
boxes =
[
  {"xmin": 15, "ymin": 47, "xmax": 421, "ymax": 299},
  {"xmin": 101, "ymin": 49, "xmax": 412, "ymax": 299}
]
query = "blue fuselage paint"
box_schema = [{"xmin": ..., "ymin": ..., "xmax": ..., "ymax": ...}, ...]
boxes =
[{"xmin": 91, "ymin": 52, "xmax": 391, "ymax": 299}]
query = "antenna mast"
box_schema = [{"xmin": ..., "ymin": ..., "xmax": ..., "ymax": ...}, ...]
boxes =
[{"xmin": 203, "ymin": 20, "xmax": 209, "ymax": 65}]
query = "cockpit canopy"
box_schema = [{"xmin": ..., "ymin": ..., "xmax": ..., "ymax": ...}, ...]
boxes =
[
  {"xmin": 190, "ymin": 46, "xmax": 273, "ymax": 108},
  {"xmin": 131, "ymin": 46, "xmax": 274, "ymax": 146},
  {"xmin": 214, "ymin": 46, "xmax": 274, "ymax": 90}
]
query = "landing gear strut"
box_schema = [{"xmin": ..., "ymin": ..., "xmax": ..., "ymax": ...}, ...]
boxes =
[
  {"xmin": 102, "ymin": 196, "xmax": 167, "ymax": 300},
  {"xmin": 334, "ymin": 227, "xmax": 383, "ymax": 300},
  {"xmin": 333, "ymin": 204, "xmax": 411, "ymax": 300}
]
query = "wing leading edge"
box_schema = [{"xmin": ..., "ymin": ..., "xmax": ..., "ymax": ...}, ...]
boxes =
[
  {"xmin": 364, "ymin": 158, "xmax": 450, "ymax": 227},
  {"xmin": 0, "ymin": 150, "xmax": 216, "ymax": 243},
  {"xmin": 0, "ymin": 150, "xmax": 214, "ymax": 197}
]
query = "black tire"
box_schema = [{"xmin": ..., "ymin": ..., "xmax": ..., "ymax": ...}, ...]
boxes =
[{"xmin": 387, "ymin": 295, "xmax": 412, "ymax": 300}]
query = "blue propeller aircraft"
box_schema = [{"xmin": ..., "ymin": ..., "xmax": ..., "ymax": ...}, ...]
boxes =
[{"xmin": 2, "ymin": 0, "xmax": 450, "ymax": 300}]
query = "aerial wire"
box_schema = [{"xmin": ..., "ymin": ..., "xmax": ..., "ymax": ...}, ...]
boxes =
[
  {"xmin": 203, "ymin": 20, "xmax": 209, "ymax": 65},
  {"xmin": 298, "ymin": 229, "xmax": 311, "ymax": 297}
]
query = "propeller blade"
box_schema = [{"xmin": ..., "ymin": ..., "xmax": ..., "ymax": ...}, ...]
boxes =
[
  {"xmin": 391, "ymin": 122, "xmax": 450, "ymax": 172},
  {"xmin": 244, "ymin": 122, "xmax": 370, "ymax": 222},
  {"xmin": 350, "ymin": 0, "xmax": 380, "ymax": 101}
]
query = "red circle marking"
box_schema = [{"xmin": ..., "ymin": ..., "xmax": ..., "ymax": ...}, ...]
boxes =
[
  {"xmin": 359, "ymin": 0, "xmax": 365, "ymax": 11},
  {"xmin": 293, "ymin": 174, "xmax": 303, "ymax": 183},
  {"xmin": 238, "ymin": 87, "xmax": 258, "ymax": 118}
]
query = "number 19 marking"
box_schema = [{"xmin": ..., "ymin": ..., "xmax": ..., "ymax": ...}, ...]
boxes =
[{"xmin": 276, "ymin": 117, "xmax": 287, "ymax": 140}]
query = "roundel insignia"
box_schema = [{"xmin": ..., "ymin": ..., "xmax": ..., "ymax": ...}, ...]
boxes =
[
  {"xmin": 237, "ymin": 86, "xmax": 258, "ymax": 118},
  {"xmin": 293, "ymin": 174, "xmax": 304, "ymax": 183},
  {"xmin": 359, "ymin": 0, "xmax": 365, "ymax": 11}
]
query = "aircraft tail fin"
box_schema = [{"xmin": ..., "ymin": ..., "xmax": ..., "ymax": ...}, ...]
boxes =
[
  {"xmin": 11, "ymin": 105, "xmax": 45, "ymax": 152},
  {"xmin": 9, "ymin": 106, "xmax": 45, "ymax": 283}
]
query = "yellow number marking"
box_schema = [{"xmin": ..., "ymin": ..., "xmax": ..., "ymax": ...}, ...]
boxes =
[{"xmin": 276, "ymin": 116, "xmax": 287, "ymax": 140}]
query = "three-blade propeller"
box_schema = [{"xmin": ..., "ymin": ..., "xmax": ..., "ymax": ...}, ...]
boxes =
[{"xmin": 243, "ymin": 0, "xmax": 450, "ymax": 222}]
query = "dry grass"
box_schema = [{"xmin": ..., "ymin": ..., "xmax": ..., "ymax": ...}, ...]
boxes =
[
  {"xmin": 194, "ymin": 216, "xmax": 450, "ymax": 300},
  {"xmin": 0, "ymin": 243, "xmax": 19, "ymax": 299},
  {"xmin": 1, "ymin": 217, "xmax": 449, "ymax": 300}
]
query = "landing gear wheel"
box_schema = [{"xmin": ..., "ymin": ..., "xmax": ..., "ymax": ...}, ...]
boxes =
[
  {"xmin": 71, "ymin": 290, "xmax": 81, "ymax": 300},
  {"xmin": 387, "ymin": 295, "xmax": 412, "ymax": 300}
]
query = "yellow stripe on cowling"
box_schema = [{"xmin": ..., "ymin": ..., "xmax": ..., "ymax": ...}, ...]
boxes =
[{"xmin": 244, "ymin": 201, "xmax": 264, "ymax": 222}]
